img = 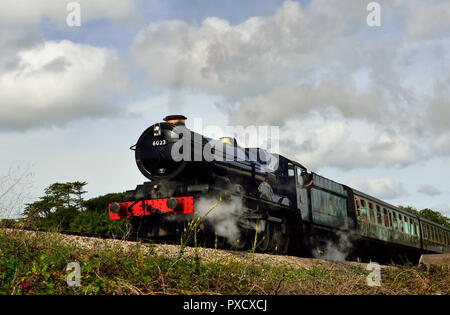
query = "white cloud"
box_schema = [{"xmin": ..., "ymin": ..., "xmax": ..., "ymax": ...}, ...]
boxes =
[
  {"xmin": 0, "ymin": 38, "xmax": 128, "ymax": 131},
  {"xmin": 431, "ymin": 132, "xmax": 450, "ymax": 156},
  {"xmin": 348, "ymin": 177, "xmax": 405, "ymax": 200},
  {"xmin": 131, "ymin": 1, "xmax": 365, "ymax": 101},
  {"xmin": 277, "ymin": 114, "xmax": 419, "ymax": 170},
  {"xmin": 229, "ymin": 81, "xmax": 386, "ymax": 126},
  {"xmin": 418, "ymin": 184, "xmax": 443, "ymax": 196},
  {"xmin": 0, "ymin": 0, "xmax": 138, "ymax": 26},
  {"xmin": 406, "ymin": 1, "xmax": 450, "ymax": 38},
  {"xmin": 130, "ymin": 0, "xmax": 450, "ymax": 167}
]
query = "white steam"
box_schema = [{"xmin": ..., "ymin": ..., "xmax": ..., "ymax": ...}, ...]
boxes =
[
  {"xmin": 312, "ymin": 230, "xmax": 355, "ymax": 262},
  {"xmin": 196, "ymin": 196, "xmax": 243, "ymax": 245}
]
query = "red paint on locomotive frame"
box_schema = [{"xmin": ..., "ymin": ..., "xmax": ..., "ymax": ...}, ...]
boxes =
[{"xmin": 108, "ymin": 196, "xmax": 194, "ymax": 220}]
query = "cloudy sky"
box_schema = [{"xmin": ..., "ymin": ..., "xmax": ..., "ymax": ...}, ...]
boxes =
[{"xmin": 1, "ymin": 0, "xmax": 450, "ymax": 218}]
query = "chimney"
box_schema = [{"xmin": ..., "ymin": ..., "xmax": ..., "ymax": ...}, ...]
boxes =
[{"xmin": 163, "ymin": 115, "xmax": 187, "ymax": 125}]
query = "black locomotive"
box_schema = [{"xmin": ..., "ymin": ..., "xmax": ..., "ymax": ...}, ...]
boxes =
[{"xmin": 109, "ymin": 115, "xmax": 450, "ymax": 262}]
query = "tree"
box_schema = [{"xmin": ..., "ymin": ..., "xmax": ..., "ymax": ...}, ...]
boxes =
[
  {"xmin": 72, "ymin": 181, "xmax": 87, "ymax": 210},
  {"xmin": 83, "ymin": 192, "xmax": 126, "ymax": 213},
  {"xmin": 418, "ymin": 208, "xmax": 449, "ymax": 228},
  {"xmin": 22, "ymin": 181, "xmax": 88, "ymax": 229},
  {"xmin": 399, "ymin": 205, "xmax": 450, "ymax": 228},
  {"xmin": 398, "ymin": 206, "xmax": 419, "ymax": 216}
]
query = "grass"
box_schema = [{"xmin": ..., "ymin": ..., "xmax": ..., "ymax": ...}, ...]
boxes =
[{"xmin": 0, "ymin": 229, "xmax": 449, "ymax": 295}]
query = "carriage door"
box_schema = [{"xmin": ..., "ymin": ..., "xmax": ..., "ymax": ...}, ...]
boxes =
[{"xmin": 294, "ymin": 165, "xmax": 310, "ymax": 222}]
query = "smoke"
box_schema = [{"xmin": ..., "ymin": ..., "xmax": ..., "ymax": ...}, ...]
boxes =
[
  {"xmin": 196, "ymin": 195, "xmax": 243, "ymax": 245},
  {"xmin": 312, "ymin": 230, "xmax": 357, "ymax": 262}
]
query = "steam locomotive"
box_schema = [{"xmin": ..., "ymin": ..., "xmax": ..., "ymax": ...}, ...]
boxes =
[{"xmin": 109, "ymin": 115, "xmax": 450, "ymax": 262}]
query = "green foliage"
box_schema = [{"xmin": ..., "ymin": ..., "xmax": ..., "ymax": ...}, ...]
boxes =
[
  {"xmin": 0, "ymin": 219, "xmax": 17, "ymax": 228},
  {"xmin": 70, "ymin": 192, "xmax": 128, "ymax": 236},
  {"xmin": 398, "ymin": 206, "xmax": 419, "ymax": 216},
  {"xmin": 40, "ymin": 207, "xmax": 80, "ymax": 231},
  {"xmin": 84, "ymin": 192, "xmax": 126, "ymax": 213},
  {"xmin": 23, "ymin": 181, "xmax": 88, "ymax": 222},
  {"xmin": 21, "ymin": 182, "xmax": 127, "ymax": 236},
  {"xmin": 70, "ymin": 211, "xmax": 127, "ymax": 236},
  {"xmin": 1, "ymin": 230, "xmax": 449, "ymax": 295},
  {"xmin": 418, "ymin": 208, "xmax": 450, "ymax": 228}
]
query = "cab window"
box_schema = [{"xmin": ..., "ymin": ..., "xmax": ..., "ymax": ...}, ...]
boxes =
[
  {"xmin": 288, "ymin": 163, "xmax": 294, "ymax": 177},
  {"xmin": 295, "ymin": 167, "xmax": 307, "ymax": 186}
]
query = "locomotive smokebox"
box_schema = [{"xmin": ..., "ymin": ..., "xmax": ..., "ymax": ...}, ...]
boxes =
[{"xmin": 132, "ymin": 116, "xmax": 190, "ymax": 181}]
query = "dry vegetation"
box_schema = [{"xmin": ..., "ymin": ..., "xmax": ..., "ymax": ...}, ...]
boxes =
[{"xmin": 1, "ymin": 228, "xmax": 448, "ymax": 295}]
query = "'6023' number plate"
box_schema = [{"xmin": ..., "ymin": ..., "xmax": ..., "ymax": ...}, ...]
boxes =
[{"xmin": 152, "ymin": 140, "xmax": 167, "ymax": 147}]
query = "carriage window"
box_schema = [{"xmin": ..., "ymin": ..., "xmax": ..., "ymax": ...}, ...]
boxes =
[
  {"xmin": 416, "ymin": 223, "xmax": 420, "ymax": 237},
  {"xmin": 399, "ymin": 215, "xmax": 404, "ymax": 232},
  {"xmin": 355, "ymin": 199, "xmax": 364, "ymax": 220},
  {"xmin": 411, "ymin": 221, "xmax": 415, "ymax": 236},
  {"xmin": 404, "ymin": 218, "xmax": 409, "ymax": 234},
  {"xmin": 376, "ymin": 206, "xmax": 382, "ymax": 225},
  {"xmin": 361, "ymin": 200, "xmax": 366, "ymax": 207},
  {"xmin": 423, "ymin": 225, "xmax": 427, "ymax": 239},
  {"xmin": 355, "ymin": 199, "xmax": 361, "ymax": 217},
  {"xmin": 383, "ymin": 208, "xmax": 389, "ymax": 227},
  {"xmin": 369, "ymin": 207, "xmax": 375, "ymax": 223},
  {"xmin": 393, "ymin": 213, "xmax": 398, "ymax": 231},
  {"xmin": 361, "ymin": 207, "xmax": 368, "ymax": 222}
]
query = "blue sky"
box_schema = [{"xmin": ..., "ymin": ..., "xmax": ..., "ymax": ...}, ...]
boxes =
[{"xmin": 1, "ymin": 0, "xmax": 450, "ymax": 218}]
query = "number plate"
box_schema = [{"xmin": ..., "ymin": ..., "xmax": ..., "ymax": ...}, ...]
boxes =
[{"xmin": 152, "ymin": 140, "xmax": 167, "ymax": 147}]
